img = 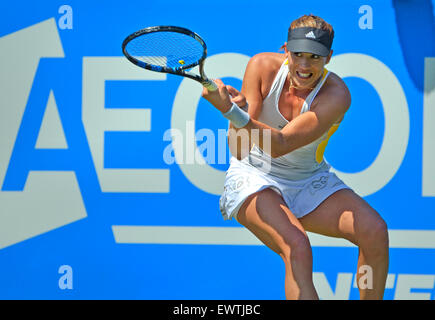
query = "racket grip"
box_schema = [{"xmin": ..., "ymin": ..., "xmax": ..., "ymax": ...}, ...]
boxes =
[{"xmin": 202, "ymin": 79, "xmax": 218, "ymax": 91}]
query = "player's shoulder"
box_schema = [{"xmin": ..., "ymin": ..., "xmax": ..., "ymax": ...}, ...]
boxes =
[
  {"xmin": 247, "ymin": 52, "xmax": 286, "ymax": 73},
  {"xmin": 322, "ymin": 71, "xmax": 351, "ymax": 106},
  {"xmin": 245, "ymin": 52, "xmax": 286, "ymax": 97}
]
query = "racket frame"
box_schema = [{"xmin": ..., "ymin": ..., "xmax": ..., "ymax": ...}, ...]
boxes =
[{"xmin": 122, "ymin": 26, "xmax": 216, "ymax": 89}]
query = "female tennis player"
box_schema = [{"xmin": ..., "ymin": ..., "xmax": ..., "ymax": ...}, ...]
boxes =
[{"xmin": 202, "ymin": 14, "xmax": 389, "ymax": 300}]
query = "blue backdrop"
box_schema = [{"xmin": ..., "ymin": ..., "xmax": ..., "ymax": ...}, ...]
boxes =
[{"xmin": 0, "ymin": 0, "xmax": 434, "ymax": 300}]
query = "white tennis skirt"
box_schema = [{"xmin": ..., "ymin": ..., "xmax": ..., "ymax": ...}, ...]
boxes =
[{"xmin": 219, "ymin": 158, "xmax": 351, "ymax": 222}]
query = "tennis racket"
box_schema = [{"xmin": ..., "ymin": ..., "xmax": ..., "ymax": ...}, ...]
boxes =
[{"xmin": 122, "ymin": 25, "xmax": 218, "ymax": 91}]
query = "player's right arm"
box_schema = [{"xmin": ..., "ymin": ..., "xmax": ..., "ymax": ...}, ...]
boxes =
[{"xmin": 227, "ymin": 54, "xmax": 269, "ymax": 160}]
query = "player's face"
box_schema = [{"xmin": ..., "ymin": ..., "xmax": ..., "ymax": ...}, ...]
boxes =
[{"xmin": 286, "ymin": 48, "xmax": 332, "ymax": 89}]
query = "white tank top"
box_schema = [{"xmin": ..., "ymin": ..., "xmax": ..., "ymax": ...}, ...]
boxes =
[{"xmin": 237, "ymin": 59, "xmax": 341, "ymax": 180}]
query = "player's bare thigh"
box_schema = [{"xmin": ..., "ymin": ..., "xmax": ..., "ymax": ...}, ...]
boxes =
[
  {"xmin": 298, "ymin": 188, "xmax": 388, "ymax": 246},
  {"xmin": 237, "ymin": 188, "xmax": 309, "ymax": 256}
]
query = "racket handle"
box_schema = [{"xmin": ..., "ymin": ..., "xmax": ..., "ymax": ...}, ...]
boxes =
[{"xmin": 202, "ymin": 79, "xmax": 218, "ymax": 91}]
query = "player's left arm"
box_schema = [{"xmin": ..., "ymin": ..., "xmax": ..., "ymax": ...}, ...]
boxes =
[
  {"xmin": 202, "ymin": 76, "xmax": 350, "ymax": 159},
  {"xmin": 275, "ymin": 81, "xmax": 351, "ymax": 157}
]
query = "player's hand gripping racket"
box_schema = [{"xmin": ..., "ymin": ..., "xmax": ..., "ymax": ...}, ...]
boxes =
[{"xmin": 122, "ymin": 26, "xmax": 218, "ymax": 91}]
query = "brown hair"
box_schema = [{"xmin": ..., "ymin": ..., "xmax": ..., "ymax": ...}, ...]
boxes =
[
  {"xmin": 280, "ymin": 14, "xmax": 334, "ymax": 51},
  {"xmin": 290, "ymin": 14, "xmax": 334, "ymax": 38}
]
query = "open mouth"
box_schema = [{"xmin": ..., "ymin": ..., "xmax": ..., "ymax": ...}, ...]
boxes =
[{"xmin": 296, "ymin": 71, "xmax": 313, "ymax": 79}]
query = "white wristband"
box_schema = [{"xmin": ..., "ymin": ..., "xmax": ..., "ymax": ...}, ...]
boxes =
[{"xmin": 222, "ymin": 103, "xmax": 250, "ymax": 128}]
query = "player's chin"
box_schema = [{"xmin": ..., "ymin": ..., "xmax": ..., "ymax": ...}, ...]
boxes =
[{"xmin": 294, "ymin": 79, "xmax": 314, "ymax": 89}]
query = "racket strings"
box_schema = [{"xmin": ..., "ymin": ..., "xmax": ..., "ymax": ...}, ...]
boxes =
[{"xmin": 126, "ymin": 31, "xmax": 204, "ymax": 69}]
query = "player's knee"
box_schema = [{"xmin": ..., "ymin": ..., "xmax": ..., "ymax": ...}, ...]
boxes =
[
  {"xmin": 373, "ymin": 217, "xmax": 389, "ymax": 248},
  {"xmin": 358, "ymin": 215, "xmax": 389, "ymax": 255},
  {"xmin": 279, "ymin": 232, "xmax": 312, "ymax": 264}
]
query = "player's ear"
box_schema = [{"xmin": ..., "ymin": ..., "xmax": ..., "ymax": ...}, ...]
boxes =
[
  {"xmin": 283, "ymin": 43, "xmax": 289, "ymax": 54},
  {"xmin": 325, "ymin": 49, "xmax": 333, "ymax": 64}
]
